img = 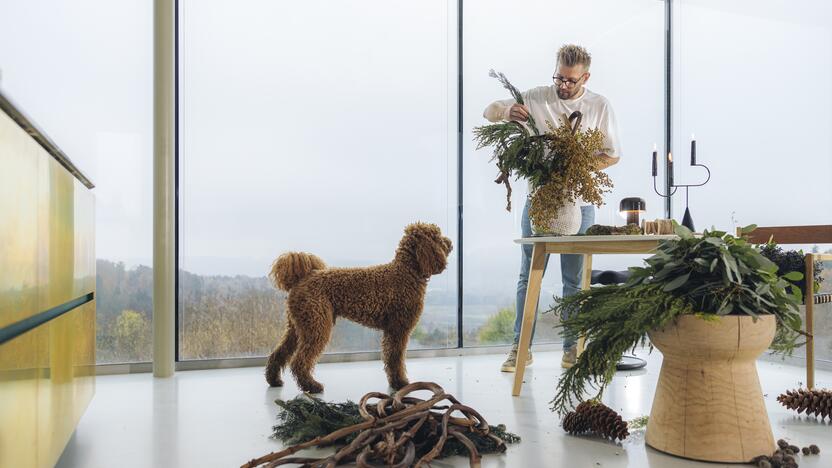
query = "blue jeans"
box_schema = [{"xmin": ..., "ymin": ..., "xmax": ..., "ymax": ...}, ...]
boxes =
[{"xmin": 513, "ymin": 200, "xmax": 595, "ymax": 350}]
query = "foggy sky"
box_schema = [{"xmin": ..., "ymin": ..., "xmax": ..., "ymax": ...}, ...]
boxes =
[{"xmin": 2, "ymin": 0, "xmax": 831, "ymax": 305}]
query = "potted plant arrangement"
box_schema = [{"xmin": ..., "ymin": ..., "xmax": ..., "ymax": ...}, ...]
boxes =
[
  {"xmin": 548, "ymin": 224, "xmax": 805, "ymax": 463},
  {"xmin": 473, "ymin": 71, "xmax": 612, "ymax": 235}
]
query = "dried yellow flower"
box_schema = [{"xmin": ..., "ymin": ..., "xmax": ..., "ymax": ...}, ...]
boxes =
[{"xmin": 529, "ymin": 113, "xmax": 613, "ymax": 233}]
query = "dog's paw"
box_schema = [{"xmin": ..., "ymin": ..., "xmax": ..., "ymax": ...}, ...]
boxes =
[
  {"xmin": 265, "ymin": 374, "xmax": 283, "ymax": 387},
  {"xmin": 300, "ymin": 381, "xmax": 324, "ymax": 394}
]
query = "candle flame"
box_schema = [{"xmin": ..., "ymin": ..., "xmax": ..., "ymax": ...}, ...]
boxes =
[
  {"xmin": 668, "ymin": 152, "xmax": 673, "ymax": 162},
  {"xmin": 653, "ymin": 143, "xmax": 657, "ymax": 151}
]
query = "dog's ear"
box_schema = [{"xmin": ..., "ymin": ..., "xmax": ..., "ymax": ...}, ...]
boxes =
[
  {"xmin": 416, "ymin": 235, "xmax": 450, "ymax": 277},
  {"xmin": 414, "ymin": 239, "xmax": 441, "ymax": 277}
]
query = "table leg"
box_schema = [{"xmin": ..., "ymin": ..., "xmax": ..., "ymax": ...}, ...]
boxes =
[
  {"xmin": 576, "ymin": 254, "xmax": 592, "ymax": 357},
  {"xmin": 512, "ymin": 243, "xmax": 545, "ymax": 396}
]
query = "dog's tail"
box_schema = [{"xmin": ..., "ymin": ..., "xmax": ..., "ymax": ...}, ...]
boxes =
[{"xmin": 269, "ymin": 252, "xmax": 326, "ymax": 291}]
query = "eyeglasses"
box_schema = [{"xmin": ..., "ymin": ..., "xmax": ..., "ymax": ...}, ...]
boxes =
[{"xmin": 552, "ymin": 74, "xmax": 585, "ymax": 89}]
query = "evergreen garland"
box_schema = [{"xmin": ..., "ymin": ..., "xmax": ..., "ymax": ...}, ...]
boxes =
[
  {"xmin": 548, "ymin": 224, "xmax": 805, "ymax": 415},
  {"xmin": 272, "ymin": 396, "xmax": 363, "ymax": 445},
  {"xmin": 549, "ymin": 283, "xmax": 691, "ymax": 415}
]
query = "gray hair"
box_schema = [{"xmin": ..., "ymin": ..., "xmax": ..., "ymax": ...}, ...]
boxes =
[{"xmin": 557, "ymin": 44, "xmax": 591, "ymax": 70}]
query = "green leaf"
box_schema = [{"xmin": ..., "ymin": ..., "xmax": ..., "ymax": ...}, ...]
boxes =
[
  {"xmin": 740, "ymin": 224, "xmax": 758, "ymax": 234},
  {"xmin": 704, "ymin": 237, "xmax": 725, "ymax": 247},
  {"xmin": 738, "ymin": 303, "xmax": 759, "ymax": 318},
  {"xmin": 710, "ymin": 257, "xmax": 719, "ymax": 272},
  {"xmin": 782, "ymin": 271, "xmax": 804, "ymax": 281},
  {"xmin": 694, "ymin": 258, "xmax": 710, "ymax": 268},
  {"xmin": 755, "ymin": 283, "xmax": 771, "ymax": 296},
  {"xmin": 717, "ymin": 301, "xmax": 733, "ymax": 315},
  {"xmin": 790, "ymin": 285, "xmax": 804, "ymax": 304},
  {"xmin": 673, "ymin": 223, "xmax": 693, "ymax": 239},
  {"xmin": 725, "ymin": 254, "xmax": 742, "ymax": 282},
  {"xmin": 662, "ymin": 272, "xmax": 690, "ymax": 292}
]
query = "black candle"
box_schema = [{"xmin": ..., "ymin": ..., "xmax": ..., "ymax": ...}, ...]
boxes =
[
  {"xmin": 691, "ymin": 134, "xmax": 696, "ymax": 165},
  {"xmin": 668, "ymin": 152, "xmax": 674, "ymax": 187},
  {"xmin": 652, "ymin": 143, "xmax": 657, "ymax": 176}
]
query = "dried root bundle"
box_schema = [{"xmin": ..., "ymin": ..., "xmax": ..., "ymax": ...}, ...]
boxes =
[{"xmin": 243, "ymin": 382, "xmax": 520, "ymax": 468}]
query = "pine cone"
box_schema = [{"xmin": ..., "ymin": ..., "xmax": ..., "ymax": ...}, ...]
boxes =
[
  {"xmin": 562, "ymin": 410, "xmax": 590, "ymax": 435},
  {"xmin": 777, "ymin": 388, "xmax": 832, "ymax": 420},
  {"xmin": 562, "ymin": 401, "xmax": 629, "ymax": 441}
]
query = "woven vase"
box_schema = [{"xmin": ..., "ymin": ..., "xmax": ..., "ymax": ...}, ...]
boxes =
[{"xmin": 529, "ymin": 190, "xmax": 581, "ymax": 236}]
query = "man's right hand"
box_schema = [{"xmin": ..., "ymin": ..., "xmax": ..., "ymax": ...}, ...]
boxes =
[{"xmin": 508, "ymin": 104, "xmax": 530, "ymax": 122}]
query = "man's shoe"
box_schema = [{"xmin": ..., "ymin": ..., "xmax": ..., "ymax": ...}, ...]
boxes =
[
  {"xmin": 561, "ymin": 346, "xmax": 577, "ymax": 369},
  {"xmin": 501, "ymin": 343, "xmax": 533, "ymax": 372}
]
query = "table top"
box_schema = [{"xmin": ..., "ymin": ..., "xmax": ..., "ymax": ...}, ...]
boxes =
[{"xmin": 514, "ymin": 234, "xmax": 679, "ymax": 245}]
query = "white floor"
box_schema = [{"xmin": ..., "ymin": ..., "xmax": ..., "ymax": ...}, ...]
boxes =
[{"xmin": 57, "ymin": 350, "xmax": 831, "ymax": 468}]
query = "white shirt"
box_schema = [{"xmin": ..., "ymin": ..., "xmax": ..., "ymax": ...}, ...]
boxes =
[{"xmin": 483, "ymin": 85, "xmax": 622, "ymax": 204}]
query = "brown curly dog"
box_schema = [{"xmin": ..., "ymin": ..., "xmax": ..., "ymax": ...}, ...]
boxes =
[{"xmin": 265, "ymin": 222, "xmax": 453, "ymax": 393}]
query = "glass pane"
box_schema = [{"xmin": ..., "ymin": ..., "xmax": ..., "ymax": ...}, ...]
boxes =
[
  {"xmin": 178, "ymin": 0, "xmax": 458, "ymax": 359},
  {"xmin": 673, "ymin": 1, "xmax": 832, "ymax": 231},
  {"xmin": 674, "ymin": 1, "xmax": 832, "ymax": 359},
  {"xmin": 0, "ymin": 1, "xmax": 154, "ymax": 364},
  {"xmin": 463, "ymin": 0, "xmax": 665, "ymax": 346}
]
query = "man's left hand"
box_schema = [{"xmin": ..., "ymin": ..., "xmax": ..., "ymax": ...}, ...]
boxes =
[{"xmin": 594, "ymin": 153, "xmax": 620, "ymax": 170}]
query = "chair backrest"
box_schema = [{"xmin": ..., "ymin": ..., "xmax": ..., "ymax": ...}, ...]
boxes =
[{"xmin": 740, "ymin": 225, "xmax": 832, "ymax": 245}]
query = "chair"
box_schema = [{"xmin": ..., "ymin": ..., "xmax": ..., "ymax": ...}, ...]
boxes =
[{"xmin": 741, "ymin": 225, "xmax": 832, "ymax": 389}]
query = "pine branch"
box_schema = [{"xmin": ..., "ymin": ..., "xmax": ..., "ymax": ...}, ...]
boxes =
[{"xmin": 548, "ymin": 284, "xmax": 689, "ymax": 415}]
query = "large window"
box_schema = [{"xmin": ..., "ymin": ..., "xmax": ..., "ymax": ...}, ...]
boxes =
[
  {"xmin": 0, "ymin": 1, "xmax": 154, "ymax": 364},
  {"xmin": 462, "ymin": 0, "xmax": 665, "ymax": 346},
  {"xmin": 178, "ymin": 0, "xmax": 458, "ymax": 359},
  {"xmin": 673, "ymin": 0, "xmax": 832, "ymax": 361},
  {"xmin": 5, "ymin": 1, "xmax": 828, "ymax": 365}
]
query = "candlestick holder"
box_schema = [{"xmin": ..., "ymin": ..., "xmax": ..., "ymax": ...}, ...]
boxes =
[{"xmin": 653, "ymin": 149, "xmax": 710, "ymax": 232}]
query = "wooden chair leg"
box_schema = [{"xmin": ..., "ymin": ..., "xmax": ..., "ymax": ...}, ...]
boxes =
[{"xmin": 806, "ymin": 254, "xmax": 815, "ymax": 390}]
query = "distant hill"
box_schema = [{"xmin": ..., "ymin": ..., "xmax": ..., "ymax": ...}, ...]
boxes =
[{"xmin": 95, "ymin": 259, "xmax": 464, "ymax": 364}]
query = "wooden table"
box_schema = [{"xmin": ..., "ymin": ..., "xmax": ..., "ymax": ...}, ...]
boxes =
[{"xmin": 511, "ymin": 234, "xmax": 678, "ymax": 396}]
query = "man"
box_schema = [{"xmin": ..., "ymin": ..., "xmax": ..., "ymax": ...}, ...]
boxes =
[{"xmin": 482, "ymin": 44, "xmax": 621, "ymax": 371}]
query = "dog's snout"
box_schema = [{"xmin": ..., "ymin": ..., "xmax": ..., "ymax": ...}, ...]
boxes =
[{"xmin": 443, "ymin": 237, "xmax": 453, "ymax": 253}]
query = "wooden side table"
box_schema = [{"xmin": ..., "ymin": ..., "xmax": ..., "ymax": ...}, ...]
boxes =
[{"xmin": 511, "ymin": 235, "xmax": 677, "ymax": 396}]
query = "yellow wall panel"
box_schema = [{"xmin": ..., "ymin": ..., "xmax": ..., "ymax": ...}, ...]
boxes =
[
  {"xmin": 0, "ymin": 327, "xmax": 42, "ymax": 468},
  {"xmin": 38, "ymin": 302, "xmax": 96, "ymax": 467},
  {"xmin": 0, "ymin": 111, "xmax": 39, "ymax": 328},
  {"xmin": 1, "ymin": 100, "xmax": 96, "ymax": 468}
]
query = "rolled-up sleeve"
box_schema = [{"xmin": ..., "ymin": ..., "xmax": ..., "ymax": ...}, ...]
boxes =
[
  {"xmin": 600, "ymin": 102, "xmax": 622, "ymax": 158},
  {"xmin": 483, "ymin": 98, "xmax": 516, "ymax": 122}
]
